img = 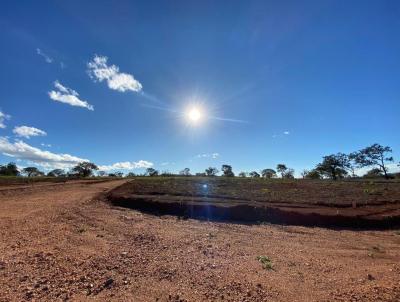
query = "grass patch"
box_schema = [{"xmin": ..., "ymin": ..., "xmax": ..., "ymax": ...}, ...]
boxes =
[{"xmin": 257, "ymin": 255, "xmax": 273, "ymax": 270}]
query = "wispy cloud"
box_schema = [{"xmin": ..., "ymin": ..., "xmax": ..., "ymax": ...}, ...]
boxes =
[
  {"xmin": 0, "ymin": 111, "xmax": 11, "ymax": 129},
  {"xmin": 48, "ymin": 81, "xmax": 94, "ymax": 111},
  {"xmin": 273, "ymin": 131, "xmax": 291, "ymax": 138},
  {"xmin": 196, "ymin": 153, "xmax": 220, "ymax": 159},
  {"xmin": 87, "ymin": 55, "xmax": 142, "ymax": 93},
  {"xmin": 0, "ymin": 137, "xmax": 87, "ymax": 169},
  {"xmin": 41, "ymin": 143, "xmax": 52, "ymax": 148},
  {"xmin": 98, "ymin": 160, "xmax": 153, "ymax": 171},
  {"xmin": 36, "ymin": 48, "xmax": 53, "ymax": 63},
  {"xmin": 13, "ymin": 126, "xmax": 47, "ymax": 139}
]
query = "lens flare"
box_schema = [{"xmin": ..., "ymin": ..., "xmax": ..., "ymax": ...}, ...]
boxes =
[{"xmin": 187, "ymin": 107, "xmax": 202, "ymax": 123}]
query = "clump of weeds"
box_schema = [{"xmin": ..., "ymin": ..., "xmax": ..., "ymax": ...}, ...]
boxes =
[{"xmin": 257, "ymin": 255, "xmax": 274, "ymax": 270}]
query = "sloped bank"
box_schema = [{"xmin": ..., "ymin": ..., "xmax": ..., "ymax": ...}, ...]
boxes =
[{"xmin": 107, "ymin": 181, "xmax": 400, "ymax": 229}]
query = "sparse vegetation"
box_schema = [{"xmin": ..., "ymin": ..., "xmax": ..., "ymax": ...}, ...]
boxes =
[{"xmin": 257, "ymin": 255, "xmax": 273, "ymax": 270}]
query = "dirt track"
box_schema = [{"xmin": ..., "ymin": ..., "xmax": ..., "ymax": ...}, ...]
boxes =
[{"xmin": 1, "ymin": 180, "xmax": 400, "ymax": 301}]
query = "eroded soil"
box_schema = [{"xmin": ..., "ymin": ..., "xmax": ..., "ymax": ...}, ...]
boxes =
[{"xmin": 1, "ymin": 180, "xmax": 400, "ymax": 301}]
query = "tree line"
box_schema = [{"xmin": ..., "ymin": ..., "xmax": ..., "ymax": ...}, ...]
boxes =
[{"xmin": 0, "ymin": 143, "xmax": 398, "ymax": 180}]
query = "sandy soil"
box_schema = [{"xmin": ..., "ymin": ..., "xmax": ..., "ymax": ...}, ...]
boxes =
[{"xmin": 1, "ymin": 180, "xmax": 400, "ymax": 301}]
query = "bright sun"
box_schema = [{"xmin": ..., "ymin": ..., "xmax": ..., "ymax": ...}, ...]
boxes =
[{"xmin": 187, "ymin": 107, "xmax": 202, "ymax": 123}]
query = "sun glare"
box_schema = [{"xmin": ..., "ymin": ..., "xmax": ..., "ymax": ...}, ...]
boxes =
[{"xmin": 187, "ymin": 107, "xmax": 202, "ymax": 123}]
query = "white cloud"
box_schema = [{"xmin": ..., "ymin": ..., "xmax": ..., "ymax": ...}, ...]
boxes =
[
  {"xmin": 0, "ymin": 137, "xmax": 88, "ymax": 169},
  {"xmin": 196, "ymin": 153, "xmax": 220, "ymax": 159},
  {"xmin": 36, "ymin": 48, "xmax": 53, "ymax": 63},
  {"xmin": 41, "ymin": 143, "xmax": 52, "ymax": 148},
  {"xmin": 13, "ymin": 126, "xmax": 47, "ymax": 139},
  {"xmin": 99, "ymin": 160, "xmax": 153, "ymax": 171},
  {"xmin": 48, "ymin": 81, "xmax": 94, "ymax": 111},
  {"xmin": 87, "ymin": 55, "xmax": 142, "ymax": 93},
  {"xmin": 284, "ymin": 131, "xmax": 290, "ymax": 135},
  {"xmin": 0, "ymin": 111, "xmax": 11, "ymax": 129}
]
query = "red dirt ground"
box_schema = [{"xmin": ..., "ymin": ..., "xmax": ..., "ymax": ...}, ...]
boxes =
[{"xmin": 1, "ymin": 180, "xmax": 400, "ymax": 301}]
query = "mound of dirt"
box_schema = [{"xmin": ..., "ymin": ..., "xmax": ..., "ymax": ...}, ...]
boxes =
[{"xmin": 108, "ymin": 179, "xmax": 400, "ymax": 228}]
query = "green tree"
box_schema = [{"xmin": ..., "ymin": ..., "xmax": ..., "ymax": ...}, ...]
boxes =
[
  {"xmin": 146, "ymin": 168, "xmax": 159, "ymax": 177},
  {"xmin": 261, "ymin": 169, "xmax": 276, "ymax": 179},
  {"xmin": 249, "ymin": 171, "xmax": 260, "ymax": 178},
  {"xmin": 304, "ymin": 169, "xmax": 322, "ymax": 179},
  {"xmin": 97, "ymin": 171, "xmax": 106, "ymax": 177},
  {"xmin": 221, "ymin": 165, "xmax": 234, "ymax": 177},
  {"xmin": 47, "ymin": 169, "xmax": 65, "ymax": 177},
  {"xmin": 316, "ymin": 153, "xmax": 350, "ymax": 180},
  {"xmin": 71, "ymin": 162, "xmax": 98, "ymax": 177},
  {"xmin": 205, "ymin": 167, "xmax": 218, "ymax": 176},
  {"xmin": 352, "ymin": 144, "xmax": 394, "ymax": 179},
  {"xmin": 276, "ymin": 164, "xmax": 287, "ymax": 178},
  {"xmin": 283, "ymin": 168, "xmax": 295, "ymax": 179},
  {"xmin": 179, "ymin": 168, "xmax": 191, "ymax": 176},
  {"xmin": 238, "ymin": 172, "xmax": 247, "ymax": 177},
  {"xmin": 363, "ymin": 168, "xmax": 383, "ymax": 179},
  {"xmin": 0, "ymin": 162, "xmax": 20, "ymax": 176}
]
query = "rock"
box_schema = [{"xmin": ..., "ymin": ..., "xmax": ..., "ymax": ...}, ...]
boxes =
[
  {"xmin": 367, "ymin": 274, "xmax": 375, "ymax": 281},
  {"xmin": 104, "ymin": 278, "xmax": 114, "ymax": 288}
]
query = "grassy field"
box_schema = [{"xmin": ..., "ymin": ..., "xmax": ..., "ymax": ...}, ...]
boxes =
[
  {"xmin": 111, "ymin": 176, "xmax": 400, "ymax": 206},
  {"xmin": 107, "ymin": 177, "xmax": 400, "ymax": 228}
]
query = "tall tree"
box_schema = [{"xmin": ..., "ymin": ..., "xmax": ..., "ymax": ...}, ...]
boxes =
[
  {"xmin": 0, "ymin": 162, "xmax": 20, "ymax": 176},
  {"xmin": 205, "ymin": 167, "xmax": 218, "ymax": 176},
  {"xmin": 276, "ymin": 164, "xmax": 287, "ymax": 178},
  {"xmin": 283, "ymin": 168, "xmax": 295, "ymax": 179},
  {"xmin": 249, "ymin": 171, "xmax": 260, "ymax": 178},
  {"xmin": 316, "ymin": 153, "xmax": 350, "ymax": 180},
  {"xmin": 71, "ymin": 162, "xmax": 98, "ymax": 177},
  {"xmin": 352, "ymin": 144, "xmax": 394, "ymax": 179},
  {"xmin": 238, "ymin": 172, "xmax": 247, "ymax": 178},
  {"xmin": 221, "ymin": 165, "xmax": 234, "ymax": 177},
  {"xmin": 23, "ymin": 167, "xmax": 44, "ymax": 177},
  {"xmin": 47, "ymin": 169, "xmax": 65, "ymax": 177},
  {"xmin": 146, "ymin": 168, "xmax": 159, "ymax": 177},
  {"xmin": 179, "ymin": 168, "xmax": 191, "ymax": 176},
  {"xmin": 261, "ymin": 169, "xmax": 276, "ymax": 179}
]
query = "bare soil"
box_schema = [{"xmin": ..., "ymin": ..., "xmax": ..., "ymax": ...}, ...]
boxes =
[{"xmin": 1, "ymin": 179, "xmax": 400, "ymax": 301}]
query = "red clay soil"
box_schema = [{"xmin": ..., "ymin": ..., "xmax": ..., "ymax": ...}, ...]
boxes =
[
  {"xmin": 108, "ymin": 180, "xmax": 400, "ymax": 228},
  {"xmin": 1, "ymin": 180, "xmax": 400, "ymax": 301}
]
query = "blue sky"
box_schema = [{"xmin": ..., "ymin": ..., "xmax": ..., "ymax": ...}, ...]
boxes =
[{"xmin": 0, "ymin": 0, "xmax": 399, "ymax": 175}]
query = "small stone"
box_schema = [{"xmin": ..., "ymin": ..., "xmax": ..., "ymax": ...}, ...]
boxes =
[{"xmin": 104, "ymin": 278, "xmax": 114, "ymax": 288}]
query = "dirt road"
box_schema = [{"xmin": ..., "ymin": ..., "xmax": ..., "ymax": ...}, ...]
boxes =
[{"xmin": 1, "ymin": 180, "xmax": 400, "ymax": 301}]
